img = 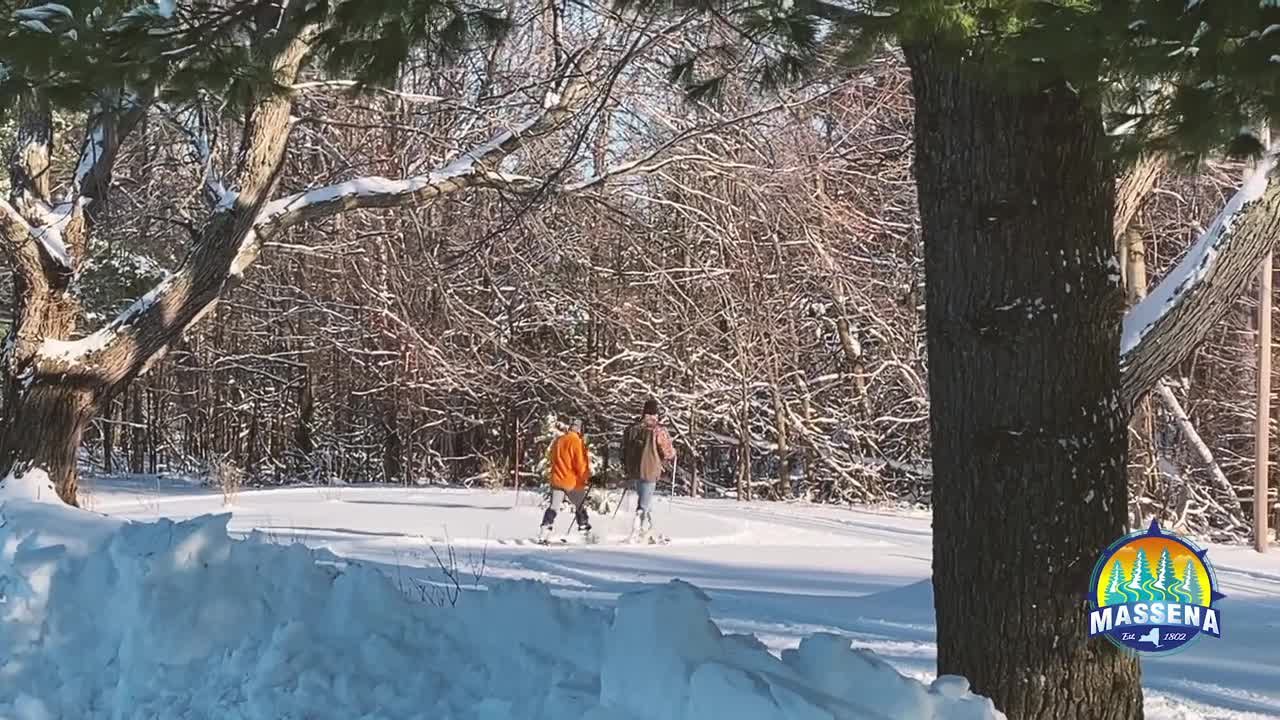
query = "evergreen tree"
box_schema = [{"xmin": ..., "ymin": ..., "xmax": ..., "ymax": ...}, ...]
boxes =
[
  {"xmin": 0, "ymin": 0, "xmax": 509, "ymax": 119},
  {"xmin": 1126, "ymin": 549, "xmax": 1154, "ymax": 601},
  {"xmin": 1164, "ymin": 551, "xmax": 1191, "ymax": 604},
  {"xmin": 1153, "ymin": 547, "xmax": 1177, "ymax": 601},
  {"xmin": 1105, "ymin": 559, "xmax": 1129, "ymax": 606},
  {"xmin": 1183, "ymin": 559, "xmax": 1207, "ymax": 607}
]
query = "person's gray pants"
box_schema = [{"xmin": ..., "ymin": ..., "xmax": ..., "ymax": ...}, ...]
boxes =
[
  {"xmin": 551, "ymin": 488, "xmax": 586, "ymax": 509},
  {"xmin": 542, "ymin": 488, "xmax": 587, "ymax": 529}
]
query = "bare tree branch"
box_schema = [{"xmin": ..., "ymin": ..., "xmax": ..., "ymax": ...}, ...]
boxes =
[{"xmin": 252, "ymin": 48, "xmax": 595, "ymax": 245}]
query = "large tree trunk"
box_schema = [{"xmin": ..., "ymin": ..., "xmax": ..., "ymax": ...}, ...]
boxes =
[
  {"xmin": 906, "ymin": 46, "xmax": 1142, "ymax": 720},
  {"xmin": 0, "ymin": 383, "xmax": 96, "ymax": 504}
]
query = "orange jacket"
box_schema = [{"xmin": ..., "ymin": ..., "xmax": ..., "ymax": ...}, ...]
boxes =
[{"xmin": 548, "ymin": 431, "xmax": 591, "ymax": 491}]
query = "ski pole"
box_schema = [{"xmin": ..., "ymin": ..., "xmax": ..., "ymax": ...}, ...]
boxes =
[
  {"xmin": 612, "ymin": 486, "xmax": 629, "ymax": 518},
  {"xmin": 564, "ymin": 478, "xmax": 593, "ymax": 536},
  {"xmin": 668, "ymin": 453, "xmax": 678, "ymax": 511},
  {"xmin": 672, "ymin": 454, "xmax": 679, "ymax": 496}
]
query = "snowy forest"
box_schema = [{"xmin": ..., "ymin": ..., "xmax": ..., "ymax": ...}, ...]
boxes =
[
  {"xmin": 1, "ymin": 7, "xmax": 1270, "ymax": 541},
  {"xmin": 2, "ymin": 1, "xmax": 1280, "ymax": 720}
]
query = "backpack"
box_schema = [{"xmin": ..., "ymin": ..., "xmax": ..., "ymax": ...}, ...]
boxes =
[{"xmin": 623, "ymin": 422, "xmax": 664, "ymax": 482}]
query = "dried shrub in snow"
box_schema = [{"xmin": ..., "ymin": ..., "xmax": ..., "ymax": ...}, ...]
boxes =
[{"xmin": 206, "ymin": 456, "xmax": 243, "ymax": 507}]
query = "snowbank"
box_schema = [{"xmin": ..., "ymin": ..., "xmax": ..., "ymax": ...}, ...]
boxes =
[
  {"xmin": 0, "ymin": 489, "xmax": 1003, "ymax": 719},
  {"xmin": 0, "ymin": 467, "xmax": 59, "ymax": 503}
]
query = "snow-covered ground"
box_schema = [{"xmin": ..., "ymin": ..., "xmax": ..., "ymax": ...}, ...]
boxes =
[{"xmin": 5, "ymin": 473, "xmax": 1279, "ymax": 718}]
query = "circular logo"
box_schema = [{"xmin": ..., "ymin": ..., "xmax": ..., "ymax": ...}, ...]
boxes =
[{"xmin": 1087, "ymin": 519, "xmax": 1224, "ymax": 656}]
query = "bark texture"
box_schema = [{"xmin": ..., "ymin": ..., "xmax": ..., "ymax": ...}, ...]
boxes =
[
  {"xmin": 1114, "ymin": 153, "xmax": 1167, "ymax": 248},
  {"xmin": 906, "ymin": 46, "xmax": 1142, "ymax": 720}
]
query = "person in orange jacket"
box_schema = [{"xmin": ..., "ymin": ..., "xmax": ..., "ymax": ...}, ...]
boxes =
[{"xmin": 540, "ymin": 416, "xmax": 592, "ymax": 540}]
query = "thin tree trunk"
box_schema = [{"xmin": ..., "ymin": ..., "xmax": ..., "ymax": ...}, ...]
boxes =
[
  {"xmin": 738, "ymin": 390, "xmax": 752, "ymax": 502},
  {"xmin": 801, "ymin": 383, "xmax": 816, "ymax": 491},
  {"xmin": 295, "ymin": 368, "xmax": 315, "ymax": 477},
  {"xmin": 690, "ymin": 397, "xmax": 701, "ymax": 498},
  {"xmin": 1257, "ymin": 252, "xmax": 1272, "ymax": 552},
  {"xmin": 1154, "ymin": 382, "xmax": 1247, "ymax": 528},
  {"xmin": 1125, "ymin": 229, "xmax": 1157, "ymax": 528},
  {"xmin": 515, "ymin": 416, "xmax": 523, "ymax": 492},
  {"xmin": 129, "ymin": 384, "xmax": 145, "ymax": 474},
  {"xmin": 147, "ymin": 387, "xmax": 159, "ymax": 474},
  {"xmin": 1256, "ymin": 129, "xmax": 1274, "ymax": 552},
  {"xmin": 906, "ymin": 45, "xmax": 1141, "ymax": 720},
  {"xmin": 773, "ymin": 386, "xmax": 791, "ymax": 499},
  {"xmin": 101, "ymin": 400, "xmax": 114, "ymax": 475}
]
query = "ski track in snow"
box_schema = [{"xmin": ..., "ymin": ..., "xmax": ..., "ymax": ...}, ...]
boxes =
[{"xmin": 83, "ymin": 476, "xmax": 1280, "ymax": 719}]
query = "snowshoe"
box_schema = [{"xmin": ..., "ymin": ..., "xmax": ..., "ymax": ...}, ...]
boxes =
[
  {"xmin": 572, "ymin": 522, "xmax": 601, "ymax": 544},
  {"xmin": 536, "ymin": 524, "xmax": 555, "ymax": 545},
  {"xmin": 625, "ymin": 529, "xmax": 666, "ymax": 545},
  {"xmin": 624, "ymin": 511, "xmax": 668, "ymax": 545}
]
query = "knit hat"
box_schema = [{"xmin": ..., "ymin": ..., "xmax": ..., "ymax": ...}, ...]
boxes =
[{"xmin": 642, "ymin": 399, "xmax": 659, "ymax": 416}]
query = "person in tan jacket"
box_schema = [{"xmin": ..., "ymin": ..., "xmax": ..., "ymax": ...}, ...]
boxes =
[
  {"xmin": 539, "ymin": 416, "xmax": 592, "ymax": 541},
  {"xmin": 622, "ymin": 399, "xmax": 675, "ymax": 539}
]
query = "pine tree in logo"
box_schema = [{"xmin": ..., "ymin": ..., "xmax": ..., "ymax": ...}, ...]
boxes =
[
  {"xmin": 1126, "ymin": 549, "xmax": 1155, "ymax": 602},
  {"xmin": 1182, "ymin": 559, "xmax": 1206, "ymax": 607},
  {"xmin": 1152, "ymin": 548, "xmax": 1176, "ymax": 601},
  {"xmin": 1104, "ymin": 559, "xmax": 1129, "ymax": 606}
]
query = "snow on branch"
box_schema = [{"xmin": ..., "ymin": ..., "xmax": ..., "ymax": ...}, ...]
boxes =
[
  {"xmin": 65, "ymin": 94, "xmax": 145, "ymax": 205},
  {"xmin": 252, "ymin": 52, "xmax": 594, "ymax": 243},
  {"xmin": 37, "ymin": 275, "xmax": 174, "ymax": 364},
  {"xmin": 1120, "ymin": 154, "xmax": 1280, "ymax": 405},
  {"xmin": 16, "ymin": 96, "xmax": 147, "ymax": 274},
  {"xmin": 12, "ymin": 3, "xmax": 77, "ymax": 39},
  {"xmin": 70, "ymin": 122, "xmax": 107, "ymax": 198},
  {"xmin": 1121, "ymin": 155, "xmax": 1276, "ymax": 357},
  {"xmin": 288, "ymin": 80, "xmax": 449, "ymax": 106},
  {"xmin": 13, "ymin": 4, "xmax": 75, "ymax": 22},
  {"xmin": 0, "ymin": 195, "xmax": 69, "ymax": 280},
  {"xmin": 31, "ymin": 215, "xmax": 72, "ymax": 268},
  {"xmin": 161, "ymin": 101, "xmax": 235, "ymax": 210}
]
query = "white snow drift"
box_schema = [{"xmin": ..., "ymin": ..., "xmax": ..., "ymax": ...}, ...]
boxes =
[{"xmin": 0, "ymin": 473, "xmax": 1002, "ymax": 720}]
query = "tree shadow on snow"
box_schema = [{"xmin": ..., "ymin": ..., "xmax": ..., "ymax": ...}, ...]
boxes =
[{"xmin": 342, "ymin": 499, "xmax": 512, "ymax": 512}]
